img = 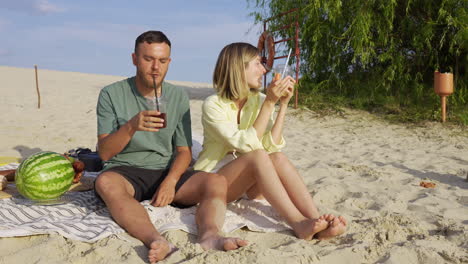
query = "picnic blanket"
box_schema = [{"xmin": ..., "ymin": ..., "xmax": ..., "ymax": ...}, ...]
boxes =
[{"xmin": 0, "ymin": 171, "xmax": 289, "ymax": 243}]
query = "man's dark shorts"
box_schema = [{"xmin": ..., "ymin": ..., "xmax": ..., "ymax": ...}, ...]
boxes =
[{"xmin": 94, "ymin": 166, "xmax": 199, "ymax": 208}]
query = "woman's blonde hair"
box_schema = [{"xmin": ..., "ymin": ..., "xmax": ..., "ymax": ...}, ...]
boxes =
[{"xmin": 213, "ymin": 42, "xmax": 259, "ymax": 100}]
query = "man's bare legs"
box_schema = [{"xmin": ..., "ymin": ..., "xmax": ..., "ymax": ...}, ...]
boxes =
[
  {"xmin": 172, "ymin": 172, "xmax": 248, "ymax": 251},
  {"xmin": 96, "ymin": 171, "xmax": 247, "ymax": 263},
  {"xmin": 95, "ymin": 172, "xmax": 173, "ymax": 263},
  {"xmin": 217, "ymin": 150, "xmax": 328, "ymax": 240},
  {"xmin": 268, "ymin": 152, "xmax": 347, "ymax": 239}
]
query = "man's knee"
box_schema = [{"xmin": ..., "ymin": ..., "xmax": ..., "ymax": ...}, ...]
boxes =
[
  {"xmin": 95, "ymin": 172, "xmax": 113, "ymax": 194},
  {"xmin": 95, "ymin": 172, "xmax": 130, "ymax": 197}
]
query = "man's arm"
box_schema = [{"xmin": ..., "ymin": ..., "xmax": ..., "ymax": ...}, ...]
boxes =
[
  {"xmin": 151, "ymin": 88, "xmax": 193, "ymax": 207},
  {"xmin": 97, "ymin": 124, "xmax": 135, "ymax": 161},
  {"xmin": 151, "ymin": 145, "xmax": 192, "ymax": 207},
  {"xmin": 98, "ymin": 110, "xmax": 164, "ymax": 161},
  {"xmin": 165, "ymin": 146, "xmax": 192, "ymax": 183}
]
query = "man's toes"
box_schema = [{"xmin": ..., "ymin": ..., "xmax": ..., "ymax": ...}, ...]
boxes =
[
  {"xmin": 237, "ymin": 238, "xmax": 249, "ymax": 247},
  {"xmin": 223, "ymin": 239, "xmax": 239, "ymax": 251},
  {"xmin": 223, "ymin": 238, "xmax": 248, "ymax": 251},
  {"xmin": 148, "ymin": 240, "xmax": 172, "ymax": 263}
]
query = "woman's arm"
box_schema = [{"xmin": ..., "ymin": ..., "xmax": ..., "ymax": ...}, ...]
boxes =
[
  {"xmin": 252, "ymin": 98, "xmax": 276, "ymax": 139},
  {"xmin": 261, "ymin": 76, "xmax": 296, "ymax": 144},
  {"xmin": 270, "ymin": 103, "xmax": 287, "ymax": 144}
]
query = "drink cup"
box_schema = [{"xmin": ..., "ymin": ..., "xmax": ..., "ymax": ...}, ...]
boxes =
[
  {"xmin": 272, "ymin": 64, "xmax": 295, "ymax": 96},
  {"xmin": 273, "ymin": 64, "xmax": 295, "ymax": 81},
  {"xmin": 157, "ymin": 112, "xmax": 167, "ymax": 128},
  {"xmin": 146, "ymin": 97, "xmax": 167, "ymax": 128}
]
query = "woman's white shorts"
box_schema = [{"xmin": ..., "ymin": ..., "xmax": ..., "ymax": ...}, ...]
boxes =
[{"xmin": 210, "ymin": 154, "xmax": 237, "ymax": 173}]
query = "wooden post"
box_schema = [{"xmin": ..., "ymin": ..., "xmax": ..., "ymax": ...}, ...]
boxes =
[
  {"xmin": 34, "ymin": 65, "xmax": 41, "ymax": 109},
  {"xmin": 294, "ymin": 20, "xmax": 300, "ymax": 109},
  {"xmin": 434, "ymin": 71, "xmax": 454, "ymax": 123},
  {"xmin": 441, "ymin": 96, "xmax": 447, "ymax": 122}
]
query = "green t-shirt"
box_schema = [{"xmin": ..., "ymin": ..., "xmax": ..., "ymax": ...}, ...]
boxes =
[{"xmin": 96, "ymin": 77, "xmax": 192, "ymax": 170}]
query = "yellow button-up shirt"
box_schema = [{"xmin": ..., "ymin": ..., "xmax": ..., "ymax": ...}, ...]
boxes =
[{"xmin": 194, "ymin": 92, "xmax": 285, "ymax": 172}]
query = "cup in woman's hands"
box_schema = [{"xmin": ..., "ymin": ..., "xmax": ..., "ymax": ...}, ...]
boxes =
[{"xmin": 272, "ymin": 64, "xmax": 294, "ymax": 96}]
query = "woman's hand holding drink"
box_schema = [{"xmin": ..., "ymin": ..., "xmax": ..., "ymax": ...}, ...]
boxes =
[{"xmin": 270, "ymin": 64, "xmax": 295, "ymax": 100}]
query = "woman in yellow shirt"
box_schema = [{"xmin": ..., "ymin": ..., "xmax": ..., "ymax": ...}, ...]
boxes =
[{"xmin": 194, "ymin": 42, "xmax": 346, "ymax": 240}]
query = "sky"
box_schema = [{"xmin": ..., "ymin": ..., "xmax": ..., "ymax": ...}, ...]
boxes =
[{"xmin": 0, "ymin": 0, "xmax": 265, "ymax": 83}]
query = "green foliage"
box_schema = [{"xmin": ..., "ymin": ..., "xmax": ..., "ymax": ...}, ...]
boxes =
[{"xmin": 248, "ymin": 0, "xmax": 468, "ymax": 124}]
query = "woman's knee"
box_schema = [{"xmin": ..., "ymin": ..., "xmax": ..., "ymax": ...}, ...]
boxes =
[
  {"xmin": 201, "ymin": 173, "xmax": 228, "ymax": 196},
  {"xmin": 269, "ymin": 152, "xmax": 288, "ymax": 164},
  {"xmin": 245, "ymin": 149, "xmax": 270, "ymax": 164}
]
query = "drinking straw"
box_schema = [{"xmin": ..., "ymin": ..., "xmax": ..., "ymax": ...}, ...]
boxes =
[
  {"xmin": 281, "ymin": 49, "xmax": 292, "ymax": 77},
  {"xmin": 152, "ymin": 76, "xmax": 160, "ymax": 112}
]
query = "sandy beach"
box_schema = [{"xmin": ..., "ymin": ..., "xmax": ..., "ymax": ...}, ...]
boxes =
[{"xmin": 0, "ymin": 65, "xmax": 467, "ymax": 264}]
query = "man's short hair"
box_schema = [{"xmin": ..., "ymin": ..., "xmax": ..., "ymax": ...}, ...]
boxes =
[{"xmin": 134, "ymin": 31, "xmax": 171, "ymax": 53}]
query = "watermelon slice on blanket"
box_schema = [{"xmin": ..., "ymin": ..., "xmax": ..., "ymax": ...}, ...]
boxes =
[{"xmin": 15, "ymin": 151, "xmax": 75, "ymax": 200}]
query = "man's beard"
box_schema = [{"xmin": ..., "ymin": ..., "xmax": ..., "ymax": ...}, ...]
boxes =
[{"xmin": 137, "ymin": 70, "xmax": 157, "ymax": 90}]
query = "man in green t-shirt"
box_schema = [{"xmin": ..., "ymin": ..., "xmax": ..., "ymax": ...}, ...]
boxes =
[{"xmin": 95, "ymin": 31, "xmax": 247, "ymax": 263}]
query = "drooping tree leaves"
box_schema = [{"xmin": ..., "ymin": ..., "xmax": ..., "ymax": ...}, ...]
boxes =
[{"xmin": 248, "ymin": 0, "xmax": 467, "ymax": 112}]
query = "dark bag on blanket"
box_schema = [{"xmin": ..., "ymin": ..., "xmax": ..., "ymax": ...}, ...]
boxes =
[{"xmin": 67, "ymin": 148, "xmax": 103, "ymax": 172}]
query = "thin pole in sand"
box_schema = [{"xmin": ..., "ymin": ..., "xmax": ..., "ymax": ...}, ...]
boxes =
[{"xmin": 34, "ymin": 65, "xmax": 41, "ymax": 109}]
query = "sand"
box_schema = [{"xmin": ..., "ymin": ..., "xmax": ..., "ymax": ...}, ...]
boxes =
[{"xmin": 0, "ymin": 65, "xmax": 467, "ymax": 264}]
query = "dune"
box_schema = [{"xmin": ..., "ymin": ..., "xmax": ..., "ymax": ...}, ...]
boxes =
[{"xmin": 0, "ymin": 66, "xmax": 467, "ymax": 264}]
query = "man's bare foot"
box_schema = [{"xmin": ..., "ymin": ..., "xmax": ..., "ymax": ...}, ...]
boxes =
[
  {"xmin": 315, "ymin": 214, "xmax": 347, "ymax": 240},
  {"xmin": 292, "ymin": 216, "xmax": 329, "ymax": 240},
  {"xmin": 199, "ymin": 233, "xmax": 248, "ymax": 251},
  {"xmin": 148, "ymin": 238, "xmax": 177, "ymax": 264}
]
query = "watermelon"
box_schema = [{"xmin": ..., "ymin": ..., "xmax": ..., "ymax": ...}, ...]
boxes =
[{"xmin": 15, "ymin": 151, "xmax": 75, "ymax": 200}]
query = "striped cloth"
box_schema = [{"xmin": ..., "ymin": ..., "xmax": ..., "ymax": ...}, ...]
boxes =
[
  {"xmin": 0, "ymin": 190, "xmax": 122, "ymax": 242},
  {"xmin": 0, "ymin": 172, "xmax": 289, "ymax": 242}
]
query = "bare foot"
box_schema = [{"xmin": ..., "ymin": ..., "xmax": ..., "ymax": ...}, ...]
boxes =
[
  {"xmin": 199, "ymin": 233, "xmax": 248, "ymax": 251},
  {"xmin": 292, "ymin": 216, "xmax": 329, "ymax": 240},
  {"xmin": 315, "ymin": 214, "xmax": 347, "ymax": 240},
  {"xmin": 148, "ymin": 238, "xmax": 177, "ymax": 264}
]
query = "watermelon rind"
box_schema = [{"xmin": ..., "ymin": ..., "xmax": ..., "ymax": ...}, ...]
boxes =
[{"xmin": 15, "ymin": 151, "xmax": 74, "ymax": 200}]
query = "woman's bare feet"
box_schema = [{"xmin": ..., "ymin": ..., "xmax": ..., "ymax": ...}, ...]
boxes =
[
  {"xmin": 315, "ymin": 214, "xmax": 347, "ymax": 240},
  {"xmin": 292, "ymin": 216, "xmax": 329, "ymax": 240},
  {"xmin": 148, "ymin": 238, "xmax": 177, "ymax": 264},
  {"xmin": 199, "ymin": 232, "xmax": 249, "ymax": 251}
]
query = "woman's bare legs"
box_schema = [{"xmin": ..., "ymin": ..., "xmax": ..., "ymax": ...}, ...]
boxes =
[
  {"xmin": 268, "ymin": 152, "xmax": 320, "ymax": 219},
  {"xmin": 315, "ymin": 214, "xmax": 347, "ymax": 240},
  {"xmin": 269, "ymin": 152, "xmax": 347, "ymax": 239},
  {"xmin": 217, "ymin": 150, "xmax": 328, "ymax": 240}
]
